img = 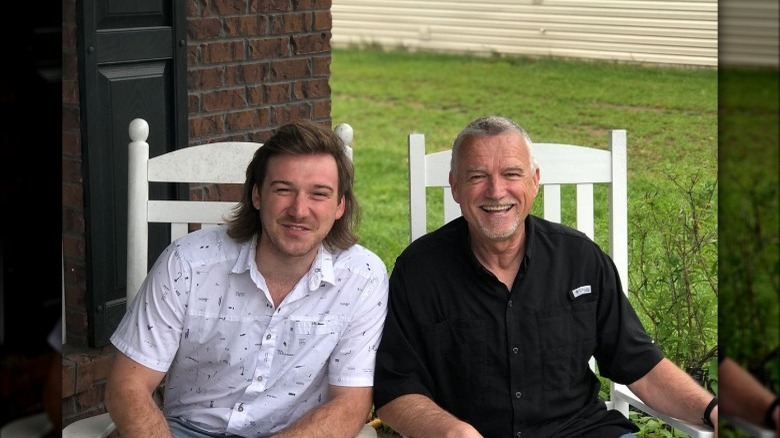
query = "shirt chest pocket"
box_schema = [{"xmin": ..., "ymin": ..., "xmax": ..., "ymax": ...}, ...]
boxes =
[
  {"xmin": 280, "ymin": 317, "xmax": 346, "ymax": 354},
  {"xmin": 536, "ymin": 300, "xmax": 597, "ymax": 350},
  {"xmin": 536, "ymin": 300, "xmax": 598, "ymax": 390},
  {"xmin": 290, "ymin": 319, "xmax": 344, "ymax": 335},
  {"xmin": 421, "ymin": 319, "xmax": 487, "ymax": 403}
]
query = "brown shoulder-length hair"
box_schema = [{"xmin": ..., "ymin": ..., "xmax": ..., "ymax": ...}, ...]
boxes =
[{"xmin": 226, "ymin": 119, "xmax": 360, "ymax": 250}]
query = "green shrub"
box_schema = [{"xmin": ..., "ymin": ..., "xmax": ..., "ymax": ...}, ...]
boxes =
[{"xmin": 627, "ymin": 168, "xmax": 718, "ymax": 377}]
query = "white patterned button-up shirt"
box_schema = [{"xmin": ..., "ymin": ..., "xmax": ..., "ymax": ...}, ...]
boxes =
[{"xmin": 111, "ymin": 226, "xmax": 389, "ymax": 436}]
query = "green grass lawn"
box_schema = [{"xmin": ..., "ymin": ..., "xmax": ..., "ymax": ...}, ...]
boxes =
[{"xmin": 331, "ymin": 48, "xmax": 718, "ymax": 271}]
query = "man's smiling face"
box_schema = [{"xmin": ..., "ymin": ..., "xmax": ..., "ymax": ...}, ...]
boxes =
[{"xmin": 450, "ymin": 132, "xmax": 540, "ymax": 242}]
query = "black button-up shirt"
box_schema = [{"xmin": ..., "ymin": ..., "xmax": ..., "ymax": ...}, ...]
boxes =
[{"xmin": 374, "ymin": 216, "xmax": 663, "ymax": 438}]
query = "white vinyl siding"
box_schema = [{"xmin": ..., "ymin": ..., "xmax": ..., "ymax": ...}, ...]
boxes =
[
  {"xmin": 333, "ymin": 1, "xmax": 723, "ymax": 67},
  {"xmin": 719, "ymin": 0, "xmax": 779, "ymax": 67}
]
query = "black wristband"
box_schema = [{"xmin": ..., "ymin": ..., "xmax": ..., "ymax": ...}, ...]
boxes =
[
  {"xmin": 702, "ymin": 396, "xmax": 717, "ymax": 427},
  {"xmin": 765, "ymin": 397, "xmax": 779, "ymax": 429}
]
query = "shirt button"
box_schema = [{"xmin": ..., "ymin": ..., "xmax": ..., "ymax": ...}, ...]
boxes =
[
  {"xmin": 515, "ymin": 391, "xmax": 522, "ymax": 399},
  {"xmin": 508, "ymin": 300, "xmax": 513, "ymax": 308},
  {"xmin": 516, "ymin": 432, "xmax": 522, "ymax": 437},
  {"xmin": 512, "ymin": 347, "xmax": 519, "ymax": 354},
  {"xmin": 266, "ymin": 334, "xmax": 272, "ymax": 340},
  {"xmin": 257, "ymin": 375, "xmax": 263, "ymax": 382}
]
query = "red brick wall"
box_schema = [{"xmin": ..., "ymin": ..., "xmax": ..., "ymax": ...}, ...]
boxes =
[
  {"xmin": 61, "ymin": 346, "xmax": 115, "ymax": 424},
  {"xmin": 187, "ymin": 0, "xmax": 333, "ymax": 145},
  {"xmin": 61, "ymin": 0, "xmax": 333, "ymax": 426}
]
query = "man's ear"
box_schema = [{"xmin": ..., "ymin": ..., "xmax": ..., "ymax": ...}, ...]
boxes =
[
  {"xmin": 449, "ymin": 171, "xmax": 461, "ymax": 204},
  {"xmin": 335, "ymin": 195, "xmax": 346, "ymax": 220},
  {"xmin": 531, "ymin": 167, "xmax": 541, "ymax": 198},
  {"xmin": 251, "ymin": 184, "xmax": 261, "ymax": 209}
]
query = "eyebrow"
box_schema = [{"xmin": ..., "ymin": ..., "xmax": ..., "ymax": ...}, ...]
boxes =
[
  {"xmin": 465, "ymin": 164, "xmax": 527, "ymax": 173},
  {"xmin": 269, "ymin": 180, "xmax": 336, "ymax": 193}
]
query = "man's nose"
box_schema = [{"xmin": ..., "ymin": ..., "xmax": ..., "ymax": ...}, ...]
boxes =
[
  {"xmin": 485, "ymin": 174, "xmax": 507, "ymax": 198},
  {"xmin": 287, "ymin": 193, "xmax": 308, "ymax": 217}
]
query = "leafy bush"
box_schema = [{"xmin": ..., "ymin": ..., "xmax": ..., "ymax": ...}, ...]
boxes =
[
  {"xmin": 627, "ymin": 168, "xmax": 718, "ymax": 377},
  {"xmin": 615, "ymin": 169, "xmax": 718, "ymax": 435},
  {"xmin": 630, "ymin": 411, "xmax": 687, "ymax": 437}
]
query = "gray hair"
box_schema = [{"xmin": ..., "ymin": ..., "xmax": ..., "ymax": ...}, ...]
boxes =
[{"xmin": 450, "ymin": 115, "xmax": 537, "ymax": 172}]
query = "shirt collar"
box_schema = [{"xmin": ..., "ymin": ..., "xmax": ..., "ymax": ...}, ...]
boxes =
[
  {"xmin": 307, "ymin": 245, "xmax": 336, "ymax": 291},
  {"xmin": 232, "ymin": 234, "xmax": 337, "ymax": 292},
  {"xmin": 523, "ymin": 215, "xmax": 536, "ymax": 261},
  {"xmin": 232, "ymin": 235, "xmax": 257, "ymax": 275},
  {"xmin": 457, "ymin": 215, "xmax": 536, "ymax": 273}
]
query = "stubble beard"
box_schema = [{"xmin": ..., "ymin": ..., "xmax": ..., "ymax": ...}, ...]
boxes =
[
  {"xmin": 477, "ymin": 214, "xmax": 521, "ymax": 241},
  {"xmin": 261, "ymin": 223, "xmax": 321, "ymax": 259}
]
